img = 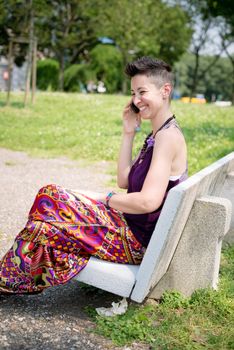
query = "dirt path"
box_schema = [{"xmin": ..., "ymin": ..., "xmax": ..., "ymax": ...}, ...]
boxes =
[
  {"xmin": 0, "ymin": 148, "xmax": 112, "ymax": 258},
  {"xmin": 0, "ymin": 148, "xmax": 149, "ymax": 350}
]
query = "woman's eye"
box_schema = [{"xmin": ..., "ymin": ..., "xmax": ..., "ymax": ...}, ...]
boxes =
[{"xmin": 139, "ymin": 91, "xmax": 146, "ymax": 95}]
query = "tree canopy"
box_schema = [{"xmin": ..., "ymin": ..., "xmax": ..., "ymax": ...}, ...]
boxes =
[
  {"xmin": 0, "ymin": 0, "xmax": 192, "ymax": 91},
  {"xmin": 204, "ymin": 0, "xmax": 234, "ymax": 36},
  {"xmin": 1, "ymin": 0, "xmax": 232, "ymax": 99}
]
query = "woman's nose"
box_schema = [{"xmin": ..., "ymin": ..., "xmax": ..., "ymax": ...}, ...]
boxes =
[{"xmin": 133, "ymin": 95, "xmax": 141, "ymax": 105}]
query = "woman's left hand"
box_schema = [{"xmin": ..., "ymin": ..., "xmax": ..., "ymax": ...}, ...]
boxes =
[{"xmin": 122, "ymin": 101, "xmax": 141, "ymax": 135}]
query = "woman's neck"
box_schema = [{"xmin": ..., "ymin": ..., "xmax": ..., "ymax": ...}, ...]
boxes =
[{"xmin": 151, "ymin": 107, "xmax": 173, "ymax": 135}]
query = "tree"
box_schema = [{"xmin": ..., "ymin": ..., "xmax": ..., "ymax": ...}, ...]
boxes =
[
  {"xmin": 0, "ymin": 0, "xmax": 192, "ymax": 93},
  {"xmin": 40, "ymin": 0, "xmax": 102, "ymax": 90},
  {"xmin": 204, "ymin": 56, "xmax": 233, "ymax": 101},
  {"xmin": 204, "ymin": 0, "xmax": 234, "ymax": 36},
  {"xmin": 175, "ymin": 53, "xmax": 233, "ymax": 101},
  {"xmin": 0, "ymin": 0, "xmax": 103, "ymax": 90},
  {"xmin": 0, "ymin": 0, "xmax": 49, "ymax": 64},
  {"xmin": 188, "ymin": 16, "xmax": 223, "ymax": 98},
  {"xmin": 216, "ymin": 19, "xmax": 234, "ymax": 103},
  {"xmin": 98, "ymin": 0, "xmax": 192, "ymax": 93},
  {"xmin": 204, "ymin": 0, "xmax": 234, "ymax": 103},
  {"xmin": 89, "ymin": 44, "xmax": 123, "ymax": 93},
  {"xmin": 173, "ymin": 0, "xmax": 231, "ymax": 99}
]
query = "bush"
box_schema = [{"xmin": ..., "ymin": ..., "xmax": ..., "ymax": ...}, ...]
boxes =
[
  {"xmin": 37, "ymin": 59, "xmax": 59, "ymax": 91},
  {"xmin": 63, "ymin": 45, "xmax": 123, "ymax": 93},
  {"xmin": 90, "ymin": 44, "xmax": 123, "ymax": 93},
  {"xmin": 64, "ymin": 64, "xmax": 94, "ymax": 92}
]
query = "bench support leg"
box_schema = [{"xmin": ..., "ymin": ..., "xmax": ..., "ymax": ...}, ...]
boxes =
[{"xmin": 148, "ymin": 196, "xmax": 232, "ymax": 299}]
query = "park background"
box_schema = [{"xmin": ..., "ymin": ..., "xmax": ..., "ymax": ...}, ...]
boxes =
[
  {"xmin": 0, "ymin": 0, "xmax": 233, "ymax": 103},
  {"xmin": 0, "ymin": 1, "xmax": 234, "ymax": 349},
  {"xmin": 0, "ymin": 0, "xmax": 233, "ymax": 174}
]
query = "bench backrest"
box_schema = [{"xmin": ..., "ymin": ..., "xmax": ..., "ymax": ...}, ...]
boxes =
[{"xmin": 131, "ymin": 152, "xmax": 234, "ymax": 302}]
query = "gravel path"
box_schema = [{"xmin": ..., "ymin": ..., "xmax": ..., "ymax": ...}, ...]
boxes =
[
  {"xmin": 0, "ymin": 148, "xmax": 112, "ymax": 258},
  {"xmin": 0, "ymin": 148, "xmax": 148, "ymax": 350}
]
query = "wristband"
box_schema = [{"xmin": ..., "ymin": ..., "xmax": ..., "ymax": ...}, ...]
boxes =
[
  {"xmin": 105, "ymin": 191, "xmax": 116, "ymax": 207},
  {"xmin": 135, "ymin": 125, "xmax": 141, "ymax": 132}
]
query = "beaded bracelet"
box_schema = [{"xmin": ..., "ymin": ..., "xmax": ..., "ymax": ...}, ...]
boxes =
[{"xmin": 105, "ymin": 191, "xmax": 116, "ymax": 207}]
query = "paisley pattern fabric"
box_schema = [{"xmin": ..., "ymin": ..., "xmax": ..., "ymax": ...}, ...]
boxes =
[{"xmin": 0, "ymin": 184, "xmax": 145, "ymax": 294}]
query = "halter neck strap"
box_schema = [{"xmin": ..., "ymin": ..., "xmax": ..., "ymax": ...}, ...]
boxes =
[{"xmin": 153, "ymin": 115, "xmax": 175, "ymax": 138}]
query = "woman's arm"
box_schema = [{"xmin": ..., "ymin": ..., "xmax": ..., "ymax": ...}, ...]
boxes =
[
  {"xmin": 117, "ymin": 101, "xmax": 141, "ymax": 189},
  {"xmin": 72, "ymin": 128, "xmax": 185, "ymax": 214},
  {"xmin": 117, "ymin": 133, "xmax": 135, "ymax": 189},
  {"xmin": 108, "ymin": 129, "xmax": 177, "ymax": 214}
]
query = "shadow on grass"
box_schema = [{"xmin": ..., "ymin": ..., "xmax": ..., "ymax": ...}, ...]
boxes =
[{"xmin": 0, "ymin": 100, "xmax": 25, "ymax": 109}]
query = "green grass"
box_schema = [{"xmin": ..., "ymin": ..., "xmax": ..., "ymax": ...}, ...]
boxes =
[
  {"xmin": 86, "ymin": 245, "xmax": 234, "ymax": 349},
  {"xmin": 0, "ymin": 92, "xmax": 233, "ymax": 176}
]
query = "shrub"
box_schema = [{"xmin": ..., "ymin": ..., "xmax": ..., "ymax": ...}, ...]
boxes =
[
  {"xmin": 63, "ymin": 45, "xmax": 123, "ymax": 93},
  {"xmin": 64, "ymin": 64, "xmax": 94, "ymax": 92},
  {"xmin": 90, "ymin": 44, "xmax": 123, "ymax": 93},
  {"xmin": 37, "ymin": 59, "xmax": 59, "ymax": 91}
]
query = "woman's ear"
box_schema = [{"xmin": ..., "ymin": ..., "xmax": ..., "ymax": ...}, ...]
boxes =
[{"xmin": 162, "ymin": 83, "xmax": 172, "ymax": 99}]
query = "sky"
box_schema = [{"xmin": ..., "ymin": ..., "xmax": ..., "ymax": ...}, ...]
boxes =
[{"xmin": 191, "ymin": 19, "xmax": 234, "ymax": 57}]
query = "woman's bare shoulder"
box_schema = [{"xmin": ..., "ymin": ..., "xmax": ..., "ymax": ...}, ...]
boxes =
[{"xmin": 155, "ymin": 125, "xmax": 182, "ymax": 146}]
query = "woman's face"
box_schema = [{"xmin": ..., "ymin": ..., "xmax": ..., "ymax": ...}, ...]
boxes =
[{"xmin": 131, "ymin": 74, "xmax": 166, "ymax": 120}]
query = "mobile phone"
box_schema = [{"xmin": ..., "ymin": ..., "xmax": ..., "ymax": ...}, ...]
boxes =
[{"xmin": 130, "ymin": 102, "xmax": 140, "ymax": 114}]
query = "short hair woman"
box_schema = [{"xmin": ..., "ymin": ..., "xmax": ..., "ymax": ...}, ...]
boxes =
[{"xmin": 0, "ymin": 57, "xmax": 187, "ymax": 294}]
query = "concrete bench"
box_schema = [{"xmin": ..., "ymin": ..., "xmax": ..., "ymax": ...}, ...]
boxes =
[
  {"xmin": 75, "ymin": 152, "xmax": 234, "ymax": 303},
  {"xmin": 221, "ymin": 170, "xmax": 234, "ymax": 245}
]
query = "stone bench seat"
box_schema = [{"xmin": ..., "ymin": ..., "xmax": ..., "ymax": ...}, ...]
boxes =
[
  {"xmin": 75, "ymin": 152, "xmax": 234, "ymax": 303},
  {"xmin": 76, "ymin": 258, "xmax": 139, "ymax": 297}
]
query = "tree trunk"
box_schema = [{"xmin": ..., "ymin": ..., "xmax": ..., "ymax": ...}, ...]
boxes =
[
  {"xmin": 224, "ymin": 47, "xmax": 234, "ymax": 105},
  {"xmin": 6, "ymin": 40, "xmax": 13, "ymax": 106},
  {"xmin": 189, "ymin": 49, "xmax": 199, "ymax": 101},
  {"xmin": 122, "ymin": 79, "xmax": 128, "ymax": 95},
  {"xmin": 121, "ymin": 51, "xmax": 129, "ymax": 95},
  {"xmin": 24, "ymin": 1, "xmax": 34, "ymax": 106},
  {"xmin": 58, "ymin": 54, "xmax": 65, "ymax": 91},
  {"xmin": 231, "ymin": 65, "xmax": 234, "ymax": 105}
]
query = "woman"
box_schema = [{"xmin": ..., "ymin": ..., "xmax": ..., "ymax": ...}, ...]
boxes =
[{"xmin": 0, "ymin": 57, "xmax": 187, "ymax": 294}]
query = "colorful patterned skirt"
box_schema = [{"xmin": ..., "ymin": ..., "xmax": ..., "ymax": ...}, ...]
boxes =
[{"xmin": 0, "ymin": 184, "xmax": 145, "ymax": 294}]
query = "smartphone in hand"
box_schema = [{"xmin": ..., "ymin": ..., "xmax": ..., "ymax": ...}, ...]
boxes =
[{"xmin": 130, "ymin": 102, "xmax": 140, "ymax": 114}]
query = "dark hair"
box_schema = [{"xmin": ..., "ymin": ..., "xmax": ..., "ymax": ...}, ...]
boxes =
[{"xmin": 125, "ymin": 56, "xmax": 174, "ymax": 89}]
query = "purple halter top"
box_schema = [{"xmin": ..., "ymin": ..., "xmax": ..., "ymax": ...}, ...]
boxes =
[{"xmin": 123, "ymin": 116, "xmax": 188, "ymax": 247}]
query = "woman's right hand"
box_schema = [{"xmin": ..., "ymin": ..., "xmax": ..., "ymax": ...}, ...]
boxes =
[{"xmin": 122, "ymin": 101, "xmax": 141, "ymax": 135}]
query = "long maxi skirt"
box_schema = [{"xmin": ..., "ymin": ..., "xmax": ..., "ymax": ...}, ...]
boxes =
[{"xmin": 0, "ymin": 184, "xmax": 145, "ymax": 294}]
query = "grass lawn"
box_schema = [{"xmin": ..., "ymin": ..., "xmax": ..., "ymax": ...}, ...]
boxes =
[
  {"xmin": 1, "ymin": 92, "xmax": 234, "ymax": 349},
  {"xmin": 86, "ymin": 246, "xmax": 234, "ymax": 350},
  {"xmin": 0, "ymin": 92, "xmax": 233, "ymax": 176}
]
